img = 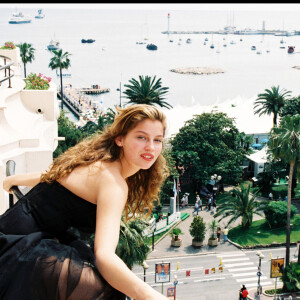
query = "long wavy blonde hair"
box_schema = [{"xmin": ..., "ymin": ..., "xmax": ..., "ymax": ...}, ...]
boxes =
[{"xmin": 41, "ymin": 104, "xmax": 169, "ymax": 219}]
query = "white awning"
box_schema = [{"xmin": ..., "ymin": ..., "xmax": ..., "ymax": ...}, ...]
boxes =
[{"xmin": 246, "ymin": 146, "xmax": 268, "ymax": 164}]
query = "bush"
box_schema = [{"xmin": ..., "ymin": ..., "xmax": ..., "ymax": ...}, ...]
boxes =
[
  {"xmin": 0, "ymin": 41, "xmax": 16, "ymax": 50},
  {"xmin": 189, "ymin": 216, "xmax": 206, "ymax": 242},
  {"xmin": 264, "ymin": 201, "xmax": 297, "ymax": 228},
  {"xmin": 24, "ymin": 73, "xmax": 51, "ymax": 90},
  {"xmin": 281, "ymin": 262, "xmax": 300, "ymax": 292}
]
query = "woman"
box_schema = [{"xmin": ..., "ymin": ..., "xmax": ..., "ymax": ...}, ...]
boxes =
[{"xmin": 1, "ymin": 104, "xmax": 169, "ymax": 300}]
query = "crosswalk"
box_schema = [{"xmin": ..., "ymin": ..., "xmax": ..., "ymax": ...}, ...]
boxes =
[{"xmin": 218, "ymin": 252, "xmax": 273, "ymax": 288}]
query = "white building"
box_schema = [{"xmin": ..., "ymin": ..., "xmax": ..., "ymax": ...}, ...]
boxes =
[{"xmin": 0, "ymin": 47, "xmax": 60, "ymax": 214}]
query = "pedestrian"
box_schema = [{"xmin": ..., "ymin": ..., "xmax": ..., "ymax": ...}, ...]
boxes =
[
  {"xmin": 217, "ymin": 227, "xmax": 221, "ymax": 242},
  {"xmin": 212, "ymin": 199, "xmax": 217, "ymax": 213},
  {"xmin": 269, "ymin": 191, "xmax": 273, "ymax": 200},
  {"xmin": 278, "ymin": 195, "xmax": 282, "ymax": 201},
  {"xmin": 223, "ymin": 227, "xmax": 229, "ymax": 242},
  {"xmin": 192, "ymin": 201, "xmax": 199, "ymax": 216},
  {"xmin": 208, "ymin": 194, "xmax": 213, "ymax": 211},
  {"xmin": 1, "ymin": 104, "xmax": 169, "ymax": 300},
  {"xmin": 239, "ymin": 284, "xmax": 248, "ymax": 300},
  {"xmin": 180, "ymin": 194, "xmax": 186, "ymax": 208},
  {"xmin": 196, "ymin": 194, "xmax": 202, "ymax": 211}
]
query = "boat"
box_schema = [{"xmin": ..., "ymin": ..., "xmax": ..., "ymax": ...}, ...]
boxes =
[
  {"xmin": 256, "ymin": 51, "xmax": 262, "ymax": 55},
  {"xmin": 288, "ymin": 46, "xmax": 295, "ymax": 53},
  {"xmin": 35, "ymin": 9, "xmax": 45, "ymax": 19},
  {"xmin": 81, "ymin": 39, "xmax": 95, "ymax": 43},
  {"xmin": 47, "ymin": 39, "xmax": 60, "ymax": 51},
  {"xmin": 230, "ymin": 40, "xmax": 236, "ymax": 45},
  {"xmin": 204, "ymin": 37, "xmax": 208, "ymax": 41},
  {"xmin": 186, "ymin": 38, "xmax": 192, "ymax": 44},
  {"xmin": 8, "ymin": 11, "xmax": 31, "ymax": 24},
  {"xmin": 251, "ymin": 46, "xmax": 256, "ymax": 50},
  {"xmin": 210, "ymin": 44, "xmax": 214, "ymax": 49},
  {"xmin": 146, "ymin": 44, "xmax": 157, "ymax": 51}
]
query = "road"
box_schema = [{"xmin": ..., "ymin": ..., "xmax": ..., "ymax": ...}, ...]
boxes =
[{"xmin": 132, "ymin": 246, "xmax": 298, "ymax": 300}]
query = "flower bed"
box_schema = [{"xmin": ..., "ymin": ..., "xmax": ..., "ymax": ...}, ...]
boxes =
[
  {"xmin": 0, "ymin": 41, "xmax": 16, "ymax": 50},
  {"xmin": 24, "ymin": 73, "xmax": 52, "ymax": 90}
]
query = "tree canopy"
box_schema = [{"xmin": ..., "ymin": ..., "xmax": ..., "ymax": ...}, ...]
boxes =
[
  {"xmin": 123, "ymin": 75, "xmax": 172, "ymax": 109},
  {"xmin": 170, "ymin": 112, "xmax": 245, "ymax": 186}
]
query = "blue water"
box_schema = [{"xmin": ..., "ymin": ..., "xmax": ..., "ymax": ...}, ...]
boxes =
[{"xmin": 1, "ymin": 5, "xmax": 300, "ymax": 133}]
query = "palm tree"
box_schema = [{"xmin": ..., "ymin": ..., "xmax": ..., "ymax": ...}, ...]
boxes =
[
  {"xmin": 48, "ymin": 49, "xmax": 71, "ymax": 109},
  {"xmin": 254, "ymin": 86, "xmax": 291, "ymax": 127},
  {"xmin": 123, "ymin": 75, "xmax": 172, "ymax": 109},
  {"xmin": 214, "ymin": 184, "xmax": 267, "ymax": 229},
  {"xmin": 116, "ymin": 218, "xmax": 150, "ymax": 270},
  {"xmin": 17, "ymin": 42, "xmax": 35, "ymax": 78},
  {"xmin": 268, "ymin": 114, "xmax": 300, "ymax": 265}
]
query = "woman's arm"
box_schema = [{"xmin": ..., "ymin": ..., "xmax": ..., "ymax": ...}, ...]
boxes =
[
  {"xmin": 3, "ymin": 172, "xmax": 42, "ymax": 193},
  {"xmin": 94, "ymin": 173, "xmax": 168, "ymax": 300}
]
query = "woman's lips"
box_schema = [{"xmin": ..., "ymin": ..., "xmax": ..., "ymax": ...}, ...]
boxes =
[{"xmin": 140, "ymin": 153, "xmax": 154, "ymax": 161}]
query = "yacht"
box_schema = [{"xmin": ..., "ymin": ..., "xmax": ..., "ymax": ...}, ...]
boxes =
[
  {"xmin": 186, "ymin": 38, "xmax": 192, "ymax": 44},
  {"xmin": 251, "ymin": 46, "xmax": 256, "ymax": 50},
  {"xmin": 47, "ymin": 39, "xmax": 60, "ymax": 51},
  {"xmin": 35, "ymin": 9, "xmax": 45, "ymax": 19},
  {"xmin": 8, "ymin": 12, "xmax": 31, "ymax": 24}
]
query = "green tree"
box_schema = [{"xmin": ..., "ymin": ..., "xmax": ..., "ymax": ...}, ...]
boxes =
[
  {"xmin": 268, "ymin": 114, "xmax": 300, "ymax": 265},
  {"xmin": 123, "ymin": 75, "xmax": 172, "ymax": 109},
  {"xmin": 116, "ymin": 218, "xmax": 150, "ymax": 269},
  {"xmin": 53, "ymin": 110, "xmax": 83, "ymax": 158},
  {"xmin": 48, "ymin": 49, "xmax": 71, "ymax": 110},
  {"xmin": 281, "ymin": 262, "xmax": 300, "ymax": 292},
  {"xmin": 17, "ymin": 42, "xmax": 35, "ymax": 78},
  {"xmin": 189, "ymin": 216, "xmax": 206, "ymax": 242},
  {"xmin": 280, "ymin": 96, "xmax": 300, "ymax": 117},
  {"xmin": 254, "ymin": 86, "xmax": 291, "ymax": 127},
  {"xmin": 214, "ymin": 184, "xmax": 267, "ymax": 229},
  {"xmin": 170, "ymin": 112, "xmax": 245, "ymax": 188}
]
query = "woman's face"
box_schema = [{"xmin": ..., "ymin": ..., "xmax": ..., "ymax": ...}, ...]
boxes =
[{"xmin": 116, "ymin": 119, "xmax": 164, "ymax": 172}]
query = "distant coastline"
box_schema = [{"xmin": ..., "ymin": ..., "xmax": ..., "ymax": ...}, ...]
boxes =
[{"xmin": 170, "ymin": 67, "xmax": 225, "ymax": 75}]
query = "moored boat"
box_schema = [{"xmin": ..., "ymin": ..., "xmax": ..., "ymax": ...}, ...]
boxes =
[
  {"xmin": 47, "ymin": 39, "xmax": 60, "ymax": 51},
  {"xmin": 288, "ymin": 46, "xmax": 295, "ymax": 53},
  {"xmin": 146, "ymin": 43, "xmax": 158, "ymax": 51},
  {"xmin": 8, "ymin": 11, "xmax": 31, "ymax": 24},
  {"xmin": 35, "ymin": 9, "xmax": 45, "ymax": 19}
]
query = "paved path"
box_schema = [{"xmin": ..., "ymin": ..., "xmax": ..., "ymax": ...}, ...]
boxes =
[{"xmin": 147, "ymin": 188, "xmax": 300, "ymax": 260}]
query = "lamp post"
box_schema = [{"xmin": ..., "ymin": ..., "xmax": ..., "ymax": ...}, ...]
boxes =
[
  {"xmin": 256, "ymin": 251, "xmax": 265, "ymax": 295},
  {"xmin": 211, "ymin": 174, "xmax": 222, "ymax": 199},
  {"xmin": 173, "ymin": 275, "xmax": 178, "ymax": 300},
  {"xmin": 142, "ymin": 261, "xmax": 149, "ymax": 282}
]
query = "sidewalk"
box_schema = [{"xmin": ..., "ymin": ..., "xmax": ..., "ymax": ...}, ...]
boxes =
[
  {"xmin": 147, "ymin": 205, "xmax": 241, "ymax": 259},
  {"xmin": 247, "ymin": 285, "xmax": 300, "ymax": 300}
]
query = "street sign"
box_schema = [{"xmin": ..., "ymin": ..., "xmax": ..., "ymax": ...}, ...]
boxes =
[
  {"xmin": 257, "ymin": 271, "xmax": 262, "ymax": 277},
  {"xmin": 270, "ymin": 258, "xmax": 284, "ymax": 278},
  {"xmin": 186, "ymin": 270, "xmax": 190, "ymax": 277},
  {"xmin": 167, "ymin": 287, "xmax": 175, "ymax": 297}
]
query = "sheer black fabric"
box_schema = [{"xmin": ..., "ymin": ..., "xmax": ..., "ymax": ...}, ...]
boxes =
[{"xmin": 0, "ymin": 181, "xmax": 125, "ymax": 300}]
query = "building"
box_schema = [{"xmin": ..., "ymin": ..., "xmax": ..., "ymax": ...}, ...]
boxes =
[{"xmin": 0, "ymin": 47, "xmax": 60, "ymax": 213}]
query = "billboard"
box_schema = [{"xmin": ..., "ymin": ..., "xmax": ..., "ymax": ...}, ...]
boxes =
[
  {"xmin": 270, "ymin": 258, "xmax": 284, "ymax": 278},
  {"xmin": 155, "ymin": 263, "xmax": 171, "ymax": 283}
]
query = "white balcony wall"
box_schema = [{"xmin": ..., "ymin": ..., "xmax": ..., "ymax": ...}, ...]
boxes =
[{"xmin": 0, "ymin": 48, "xmax": 59, "ymax": 214}]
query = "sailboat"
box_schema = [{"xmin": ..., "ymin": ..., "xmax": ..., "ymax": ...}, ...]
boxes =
[{"xmin": 35, "ymin": 9, "xmax": 45, "ymax": 19}]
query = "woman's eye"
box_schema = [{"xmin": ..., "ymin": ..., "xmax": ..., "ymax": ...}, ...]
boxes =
[{"xmin": 155, "ymin": 139, "xmax": 162, "ymax": 143}]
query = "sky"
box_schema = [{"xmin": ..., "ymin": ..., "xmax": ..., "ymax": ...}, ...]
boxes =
[{"xmin": 2, "ymin": 3, "xmax": 300, "ymax": 12}]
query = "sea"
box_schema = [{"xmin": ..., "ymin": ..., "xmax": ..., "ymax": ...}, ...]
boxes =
[{"xmin": 2, "ymin": 4, "xmax": 300, "ymax": 137}]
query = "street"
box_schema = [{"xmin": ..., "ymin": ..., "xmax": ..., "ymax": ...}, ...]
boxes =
[{"xmin": 132, "ymin": 246, "xmax": 298, "ymax": 300}]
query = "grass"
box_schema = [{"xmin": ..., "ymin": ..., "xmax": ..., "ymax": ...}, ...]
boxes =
[{"xmin": 228, "ymin": 215, "xmax": 300, "ymax": 246}]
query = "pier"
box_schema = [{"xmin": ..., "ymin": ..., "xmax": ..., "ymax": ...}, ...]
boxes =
[{"xmin": 57, "ymin": 84, "xmax": 109, "ymax": 124}]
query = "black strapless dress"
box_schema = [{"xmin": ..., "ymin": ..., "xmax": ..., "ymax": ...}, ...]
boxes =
[{"xmin": 0, "ymin": 181, "xmax": 125, "ymax": 300}]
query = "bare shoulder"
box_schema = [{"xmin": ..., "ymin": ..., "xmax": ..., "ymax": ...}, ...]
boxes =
[{"xmin": 93, "ymin": 161, "xmax": 128, "ymax": 198}]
